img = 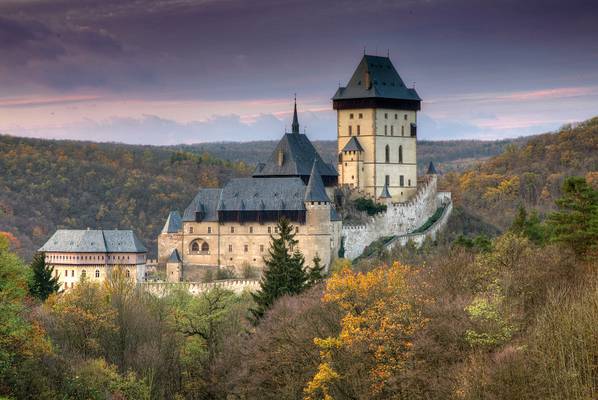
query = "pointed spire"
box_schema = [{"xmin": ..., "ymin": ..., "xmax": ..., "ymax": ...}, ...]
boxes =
[
  {"xmin": 305, "ymin": 160, "xmax": 330, "ymax": 203},
  {"xmin": 168, "ymin": 249, "xmax": 182, "ymax": 263},
  {"xmin": 291, "ymin": 94, "xmax": 300, "ymax": 134},
  {"xmin": 379, "ymin": 182, "xmax": 392, "ymax": 199},
  {"xmin": 426, "ymin": 161, "xmax": 438, "ymax": 175},
  {"xmin": 161, "ymin": 211, "xmax": 182, "ymax": 234}
]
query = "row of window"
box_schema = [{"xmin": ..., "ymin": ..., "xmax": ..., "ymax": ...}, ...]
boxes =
[
  {"xmin": 189, "ymin": 225, "xmax": 299, "ymax": 235},
  {"xmin": 384, "ymin": 175, "xmax": 411, "ymax": 187},
  {"xmin": 348, "ymin": 124, "xmax": 409, "ymax": 137},
  {"xmin": 53, "ymin": 268, "xmax": 132, "ymax": 279},
  {"xmin": 47, "ymin": 254, "xmax": 134, "ymax": 262},
  {"xmin": 385, "ymin": 144, "xmax": 404, "ymax": 163},
  {"xmin": 349, "ymin": 112, "xmax": 408, "ymax": 120},
  {"xmin": 188, "ymin": 239, "xmax": 267, "ymax": 255}
]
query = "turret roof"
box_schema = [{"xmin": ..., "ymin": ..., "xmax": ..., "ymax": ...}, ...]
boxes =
[
  {"xmin": 342, "ymin": 136, "xmax": 364, "ymax": 152},
  {"xmin": 304, "ymin": 161, "xmax": 331, "ymax": 203},
  {"xmin": 161, "ymin": 211, "xmax": 182, "ymax": 233}
]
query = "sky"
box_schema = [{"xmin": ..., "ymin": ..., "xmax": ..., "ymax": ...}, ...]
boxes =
[{"xmin": 1, "ymin": 0, "xmax": 597, "ymax": 144}]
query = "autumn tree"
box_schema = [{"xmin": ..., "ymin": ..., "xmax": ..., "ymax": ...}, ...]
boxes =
[
  {"xmin": 28, "ymin": 252, "xmax": 60, "ymax": 301},
  {"xmin": 251, "ymin": 218, "xmax": 308, "ymax": 321}
]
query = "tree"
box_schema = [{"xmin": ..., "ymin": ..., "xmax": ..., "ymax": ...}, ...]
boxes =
[
  {"xmin": 250, "ymin": 218, "xmax": 308, "ymax": 321},
  {"xmin": 510, "ymin": 205, "xmax": 546, "ymax": 244},
  {"xmin": 28, "ymin": 252, "xmax": 60, "ymax": 301},
  {"xmin": 307, "ymin": 254, "xmax": 325, "ymax": 287},
  {"xmin": 547, "ymin": 177, "xmax": 598, "ymax": 257}
]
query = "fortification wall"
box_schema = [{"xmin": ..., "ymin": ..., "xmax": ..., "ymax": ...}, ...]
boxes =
[
  {"xmin": 386, "ymin": 192, "xmax": 453, "ymax": 249},
  {"xmin": 140, "ymin": 279, "xmax": 260, "ymax": 297},
  {"xmin": 342, "ymin": 175, "xmax": 439, "ymax": 259}
]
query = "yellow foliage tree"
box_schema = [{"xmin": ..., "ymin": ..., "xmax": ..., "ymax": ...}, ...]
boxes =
[{"xmin": 305, "ymin": 263, "xmax": 429, "ymax": 400}]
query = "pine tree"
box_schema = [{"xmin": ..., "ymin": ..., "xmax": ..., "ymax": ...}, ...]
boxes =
[
  {"xmin": 250, "ymin": 218, "xmax": 308, "ymax": 321},
  {"xmin": 307, "ymin": 254, "xmax": 325, "ymax": 287},
  {"xmin": 547, "ymin": 177, "xmax": 598, "ymax": 257},
  {"xmin": 28, "ymin": 252, "xmax": 60, "ymax": 301}
]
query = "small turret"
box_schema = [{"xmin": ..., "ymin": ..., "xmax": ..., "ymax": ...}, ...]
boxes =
[
  {"xmin": 166, "ymin": 249, "xmax": 183, "ymax": 282},
  {"xmin": 305, "ymin": 161, "xmax": 330, "ymax": 203},
  {"xmin": 427, "ymin": 161, "xmax": 438, "ymax": 175}
]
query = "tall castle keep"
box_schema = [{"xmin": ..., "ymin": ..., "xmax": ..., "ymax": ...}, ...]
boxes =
[{"xmin": 334, "ymin": 55, "xmax": 420, "ymax": 201}]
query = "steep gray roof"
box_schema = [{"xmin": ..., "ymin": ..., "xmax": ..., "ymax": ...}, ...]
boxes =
[
  {"xmin": 333, "ymin": 55, "xmax": 421, "ymax": 101},
  {"xmin": 161, "ymin": 211, "xmax": 182, "ymax": 233},
  {"xmin": 182, "ymin": 188, "xmax": 222, "ymax": 222},
  {"xmin": 342, "ymin": 136, "xmax": 364, "ymax": 152},
  {"xmin": 168, "ymin": 249, "xmax": 182, "ymax": 263},
  {"xmin": 253, "ymin": 132, "xmax": 338, "ymax": 179},
  {"xmin": 39, "ymin": 229, "xmax": 147, "ymax": 253},
  {"xmin": 219, "ymin": 177, "xmax": 307, "ymax": 211},
  {"xmin": 304, "ymin": 162, "xmax": 330, "ymax": 203},
  {"xmin": 427, "ymin": 161, "xmax": 438, "ymax": 175},
  {"xmin": 330, "ymin": 207, "xmax": 341, "ymax": 221},
  {"xmin": 379, "ymin": 182, "xmax": 392, "ymax": 199}
]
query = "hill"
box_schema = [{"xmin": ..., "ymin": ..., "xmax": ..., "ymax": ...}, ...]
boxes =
[
  {"xmin": 0, "ymin": 136, "xmax": 252, "ymax": 258},
  {"xmin": 443, "ymin": 118, "xmax": 598, "ymax": 231}
]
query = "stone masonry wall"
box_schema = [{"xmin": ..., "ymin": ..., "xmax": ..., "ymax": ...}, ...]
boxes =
[
  {"xmin": 140, "ymin": 279, "xmax": 260, "ymax": 297},
  {"xmin": 342, "ymin": 175, "xmax": 439, "ymax": 260}
]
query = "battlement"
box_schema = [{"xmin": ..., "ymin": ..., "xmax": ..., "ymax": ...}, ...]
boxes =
[{"xmin": 140, "ymin": 279, "xmax": 260, "ymax": 297}]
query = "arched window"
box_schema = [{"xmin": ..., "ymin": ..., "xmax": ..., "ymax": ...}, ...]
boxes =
[
  {"xmin": 95, "ymin": 269, "xmax": 100, "ymax": 278},
  {"xmin": 385, "ymin": 145, "xmax": 390, "ymax": 163},
  {"xmin": 190, "ymin": 239, "xmax": 209, "ymax": 254},
  {"xmin": 201, "ymin": 242, "xmax": 209, "ymax": 252},
  {"xmin": 399, "ymin": 145, "xmax": 403, "ymax": 163},
  {"xmin": 81, "ymin": 270, "xmax": 86, "ymax": 278},
  {"xmin": 191, "ymin": 241, "xmax": 200, "ymax": 252}
]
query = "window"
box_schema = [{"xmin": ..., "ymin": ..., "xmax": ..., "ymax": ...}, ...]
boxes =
[
  {"xmin": 230, "ymin": 226, "xmax": 235, "ymax": 233},
  {"xmin": 395, "ymin": 113, "xmax": 398, "ymax": 119},
  {"xmin": 71, "ymin": 270, "xmax": 75, "ymax": 277},
  {"xmin": 295, "ymin": 227, "xmax": 299, "ymax": 233},
  {"xmin": 408, "ymin": 179, "xmax": 411, "ymax": 186},
  {"xmin": 358, "ymin": 113, "xmax": 363, "ymax": 119},
  {"xmin": 350, "ymin": 113, "xmax": 354, "ymax": 119},
  {"xmin": 356, "ymin": 125, "xmax": 360, "ymax": 135},
  {"xmin": 268, "ymin": 227, "xmax": 272, "ymax": 234},
  {"xmin": 228, "ymin": 244, "xmax": 233, "ymax": 252},
  {"xmin": 81, "ymin": 270, "xmax": 86, "ymax": 278},
  {"xmin": 260, "ymin": 244, "xmax": 264, "ymax": 252},
  {"xmin": 244, "ymin": 244, "xmax": 248, "ymax": 253},
  {"xmin": 95, "ymin": 269, "xmax": 100, "ymax": 278},
  {"xmin": 348, "ymin": 126, "xmax": 352, "ymax": 136},
  {"xmin": 384, "ymin": 113, "xmax": 388, "ymax": 119},
  {"xmin": 207, "ymin": 226, "xmax": 212, "ymax": 234},
  {"xmin": 399, "ymin": 145, "xmax": 403, "ymax": 163},
  {"xmin": 384, "ymin": 125, "xmax": 387, "ymax": 135},
  {"xmin": 401, "ymin": 126, "xmax": 404, "ymax": 136},
  {"xmin": 404, "ymin": 114, "xmax": 408, "ymax": 120},
  {"xmin": 189, "ymin": 226, "xmax": 194, "ymax": 234},
  {"xmin": 385, "ymin": 175, "xmax": 390, "ymax": 186},
  {"xmin": 391, "ymin": 125, "xmax": 394, "ymax": 135},
  {"xmin": 191, "ymin": 241, "xmax": 200, "ymax": 252},
  {"xmin": 385, "ymin": 145, "xmax": 390, "ymax": 163},
  {"xmin": 338, "ymin": 153, "xmax": 342, "ymax": 163},
  {"xmin": 126, "ymin": 270, "xmax": 130, "ymax": 278},
  {"xmin": 249, "ymin": 226, "xmax": 254, "ymax": 234},
  {"xmin": 400, "ymin": 175, "xmax": 404, "ymax": 187},
  {"xmin": 201, "ymin": 242, "xmax": 209, "ymax": 252}
]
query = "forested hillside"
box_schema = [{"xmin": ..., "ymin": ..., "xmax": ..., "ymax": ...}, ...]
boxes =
[
  {"xmin": 443, "ymin": 118, "xmax": 598, "ymax": 230},
  {"xmin": 0, "ymin": 136, "xmax": 252, "ymax": 258}
]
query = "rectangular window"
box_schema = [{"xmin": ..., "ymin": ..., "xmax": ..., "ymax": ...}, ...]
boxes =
[
  {"xmin": 384, "ymin": 113, "xmax": 388, "ymax": 119},
  {"xmin": 385, "ymin": 175, "xmax": 390, "ymax": 186},
  {"xmin": 249, "ymin": 226, "xmax": 254, "ymax": 233},
  {"xmin": 244, "ymin": 244, "xmax": 248, "ymax": 253},
  {"xmin": 401, "ymin": 126, "xmax": 404, "ymax": 136},
  {"xmin": 408, "ymin": 179, "xmax": 411, "ymax": 186},
  {"xmin": 391, "ymin": 125, "xmax": 394, "ymax": 135},
  {"xmin": 357, "ymin": 125, "xmax": 360, "ymax": 135},
  {"xmin": 268, "ymin": 226, "xmax": 272, "ymax": 234},
  {"xmin": 400, "ymin": 175, "xmax": 404, "ymax": 187},
  {"xmin": 384, "ymin": 125, "xmax": 387, "ymax": 135},
  {"xmin": 358, "ymin": 113, "xmax": 363, "ymax": 119},
  {"xmin": 395, "ymin": 113, "xmax": 398, "ymax": 119},
  {"xmin": 295, "ymin": 227, "xmax": 299, "ymax": 233},
  {"xmin": 404, "ymin": 114, "xmax": 408, "ymax": 120},
  {"xmin": 348, "ymin": 126, "xmax": 352, "ymax": 136},
  {"xmin": 228, "ymin": 244, "xmax": 233, "ymax": 252},
  {"xmin": 349, "ymin": 113, "xmax": 354, "ymax": 119},
  {"xmin": 189, "ymin": 227, "xmax": 193, "ymax": 234},
  {"xmin": 71, "ymin": 270, "xmax": 75, "ymax": 277},
  {"xmin": 260, "ymin": 244, "xmax": 264, "ymax": 252},
  {"xmin": 230, "ymin": 226, "xmax": 235, "ymax": 233},
  {"xmin": 207, "ymin": 226, "xmax": 212, "ymax": 234}
]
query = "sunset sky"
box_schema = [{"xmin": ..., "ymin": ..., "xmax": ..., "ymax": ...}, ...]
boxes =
[{"xmin": 1, "ymin": 0, "xmax": 597, "ymax": 144}]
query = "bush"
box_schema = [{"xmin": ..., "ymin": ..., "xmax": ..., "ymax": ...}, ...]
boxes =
[{"xmin": 353, "ymin": 197, "xmax": 387, "ymax": 216}]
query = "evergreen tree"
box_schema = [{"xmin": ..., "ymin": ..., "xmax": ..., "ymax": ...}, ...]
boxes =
[
  {"xmin": 28, "ymin": 252, "xmax": 60, "ymax": 301},
  {"xmin": 307, "ymin": 254, "xmax": 325, "ymax": 287},
  {"xmin": 250, "ymin": 218, "xmax": 308, "ymax": 321},
  {"xmin": 547, "ymin": 177, "xmax": 598, "ymax": 257},
  {"xmin": 510, "ymin": 205, "xmax": 546, "ymax": 244}
]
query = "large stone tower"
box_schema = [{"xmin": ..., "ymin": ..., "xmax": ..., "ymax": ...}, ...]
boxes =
[{"xmin": 333, "ymin": 55, "xmax": 421, "ymax": 202}]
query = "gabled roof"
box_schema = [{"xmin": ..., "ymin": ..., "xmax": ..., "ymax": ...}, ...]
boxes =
[
  {"xmin": 379, "ymin": 182, "xmax": 392, "ymax": 199},
  {"xmin": 168, "ymin": 249, "xmax": 182, "ymax": 263},
  {"xmin": 333, "ymin": 55, "xmax": 421, "ymax": 102},
  {"xmin": 219, "ymin": 177, "xmax": 307, "ymax": 211},
  {"xmin": 427, "ymin": 161, "xmax": 438, "ymax": 175},
  {"xmin": 182, "ymin": 188, "xmax": 222, "ymax": 222},
  {"xmin": 342, "ymin": 136, "xmax": 364, "ymax": 152},
  {"xmin": 304, "ymin": 161, "xmax": 330, "ymax": 203},
  {"xmin": 252, "ymin": 132, "xmax": 338, "ymax": 179},
  {"xmin": 39, "ymin": 229, "xmax": 147, "ymax": 253},
  {"xmin": 161, "ymin": 211, "xmax": 182, "ymax": 233}
]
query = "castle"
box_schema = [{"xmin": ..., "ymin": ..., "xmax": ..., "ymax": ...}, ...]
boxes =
[{"xmin": 158, "ymin": 54, "xmax": 450, "ymax": 281}]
